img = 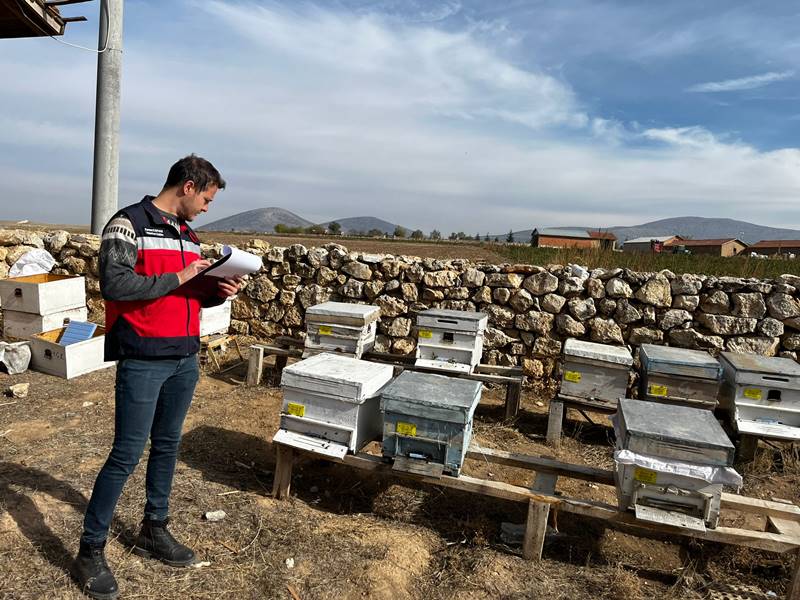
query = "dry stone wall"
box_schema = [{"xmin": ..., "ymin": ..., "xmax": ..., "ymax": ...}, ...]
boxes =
[{"xmin": 3, "ymin": 228, "xmax": 800, "ymax": 377}]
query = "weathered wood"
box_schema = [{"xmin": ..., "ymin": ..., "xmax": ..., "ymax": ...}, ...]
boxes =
[
  {"xmin": 474, "ymin": 364, "xmax": 524, "ymax": 376},
  {"xmin": 556, "ymin": 393, "xmax": 617, "ymax": 412},
  {"xmin": 504, "ymin": 380, "xmax": 522, "ymax": 420},
  {"xmin": 466, "ymin": 446, "xmax": 615, "ymax": 486},
  {"xmin": 275, "ymin": 336, "xmax": 304, "ymax": 349},
  {"xmin": 546, "ymin": 399, "xmax": 565, "ymax": 448},
  {"xmin": 522, "ymin": 500, "xmax": 550, "ymax": 560},
  {"xmin": 531, "ymin": 472, "xmax": 558, "ymax": 495},
  {"xmin": 273, "ymin": 354, "xmax": 289, "ymax": 385},
  {"xmin": 788, "ymin": 550, "xmax": 800, "ymax": 600},
  {"xmin": 737, "ymin": 435, "xmax": 759, "ymax": 464},
  {"xmin": 272, "ymin": 445, "xmax": 294, "ymax": 499},
  {"xmin": 768, "ymin": 516, "xmax": 800, "ymax": 537},
  {"xmin": 246, "ymin": 345, "xmax": 265, "ymax": 386},
  {"xmin": 721, "ymin": 493, "xmax": 800, "ymax": 522}
]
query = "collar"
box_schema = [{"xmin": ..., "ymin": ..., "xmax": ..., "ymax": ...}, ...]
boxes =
[{"xmin": 139, "ymin": 196, "xmax": 200, "ymax": 244}]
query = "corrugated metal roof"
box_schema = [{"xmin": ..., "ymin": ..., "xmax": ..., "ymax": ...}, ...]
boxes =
[
  {"xmin": 534, "ymin": 228, "xmax": 593, "ymax": 239},
  {"xmin": 750, "ymin": 240, "xmax": 800, "ymax": 248}
]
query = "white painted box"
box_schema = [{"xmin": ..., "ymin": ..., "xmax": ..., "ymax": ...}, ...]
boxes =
[
  {"xmin": 304, "ymin": 302, "xmax": 381, "ymax": 359},
  {"xmin": 3, "ymin": 307, "xmax": 88, "ymax": 340},
  {"xmin": 0, "ymin": 274, "xmax": 86, "ymax": 316},
  {"xmin": 273, "ymin": 353, "xmax": 395, "ymax": 458},
  {"xmin": 30, "ymin": 325, "xmax": 115, "ymax": 379},
  {"xmin": 200, "ymin": 298, "xmax": 232, "ymax": 337},
  {"xmin": 561, "ymin": 339, "xmax": 633, "ymax": 402},
  {"xmin": 415, "ymin": 309, "xmax": 488, "ymax": 374}
]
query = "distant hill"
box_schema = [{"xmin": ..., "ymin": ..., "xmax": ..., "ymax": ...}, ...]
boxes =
[
  {"xmin": 199, "ymin": 207, "xmax": 312, "ymax": 233},
  {"xmin": 498, "ymin": 217, "xmax": 800, "ymax": 245},
  {"xmin": 322, "ymin": 216, "xmax": 412, "ymax": 235}
]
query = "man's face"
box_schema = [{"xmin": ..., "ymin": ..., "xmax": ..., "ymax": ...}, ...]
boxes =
[{"xmin": 178, "ymin": 181, "xmax": 218, "ymax": 221}]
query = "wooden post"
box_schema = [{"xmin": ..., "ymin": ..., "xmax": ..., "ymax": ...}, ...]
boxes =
[
  {"xmin": 737, "ymin": 435, "xmax": 758, "ymax": 464},
  {"xmin": 504, "ymin": 379, "xmax": 522, "ymax": 421},
  {"xmin": 522, "ymin": 499, "xmax": 550, "ymax": 560},
  {"xmin": 273, "ymin": 354, "xmax": 289, "ymax": 385},
  {"xmin": 546, "ymin": 399, "xmax": 565, "ymax": 448},
  {"xmin": 788, "ymin": 549, "xmax": 800, "ymax": 600},
  {"xmin": 246, "ymin": 345, "xmax": 264, "ymax": 387},
  {"xmin": 272, "ymin": 444, "xmax": 294, "ymax": 500}
]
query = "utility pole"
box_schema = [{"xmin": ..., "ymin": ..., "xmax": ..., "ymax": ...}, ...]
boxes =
[{"xmin": 90, "ymin": 0, "xmax": 124, "ymax": 234}]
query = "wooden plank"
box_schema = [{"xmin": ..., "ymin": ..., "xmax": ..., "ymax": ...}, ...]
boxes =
[
  {"xmin": 272, "ymin": 445, "xmax": 294, "ymax": 499},
  {"xmin": 466, "ymin": 446, "xmax": 615, "ymax": 486},
  {"xmin": 788, "ymin": 550, "xmax": 800, "ymax": 600},
  {"xmin": 474, "ymin": 364, "xmax": 524, "ymax": 376},
  {"xmin": 531, "ymin": 472, "xmax": 558, "ymax": 495},
  {"xmin": 768, "ymin": 517, "xmax": 800, "ymax": 537},
  {"xmin": 546, "ymin": 399, "xmax": 565, "ymax": 448},
  {"xmin": 504, "ymin": 380, "xmax": 522, "ymax": 420},
  {"xmin": 557, "ymin": 393, "xmax": 617, "ymax": 413},
  {"xmin": 246, "ymin": 345, "xmax": 264, "ymax": 386},
  {"xmin": 721, "ymin": 493, "xmax": 800, "ymax": 522},
  {"xmin": 522, "ymin": 500, "xmax": 550, "ymax": 560},
  {"xmin": 275, "ymin": 336, "xmax": 304, "ymax": 349}
]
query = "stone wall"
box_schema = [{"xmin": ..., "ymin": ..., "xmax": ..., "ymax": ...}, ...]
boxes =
[{"xmin": 3, "ymin": 228, "xmax": 800, "ymax": 378}]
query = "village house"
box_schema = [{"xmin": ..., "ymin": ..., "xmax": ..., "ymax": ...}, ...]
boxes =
[
  {"xmin": 671, "ymin": 238, "xmax": 748, "ymax": 257},
  {"xmin": 623, "ymin": 235, "xmax": 685, "ymax": 253},
  {"xmin": 531, "ymin": 228, "xmax": 617, "ymax": 250},
  {"xmin": 748, "ymin": 240, "xmax": 800, "ymax": 256}
]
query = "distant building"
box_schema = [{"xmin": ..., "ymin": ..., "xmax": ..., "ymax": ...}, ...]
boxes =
[
  {"xmin": 748, "ymin": 240, "xmax": 800, "ymax": 256},
  {"xmin": 531, "ymin": 228, "xmax": 617, "ymax": 250},
  {"xmin": 671, "ymin": 238, "xmax": 748, "ymax": 257},
  {"xmin": 623, "ymin": 235, "xmax": 684, "ymax": 253}
]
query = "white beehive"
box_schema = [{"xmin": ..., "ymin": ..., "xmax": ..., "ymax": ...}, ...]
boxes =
[
  {"xmin": 29, "ymin": 325, "xmax": 115, "ymax": 379},
  {"xmin": 718, "ymin": 352, "xmax": 800, "ymax": 441},
  {"xmin": 614, "ymin": 399, "xmax": 741, "ymax": 532},
  {"xmin": 0, "ymin": 274, "xmax": 85, "ymax": 316},
  {"xmin": 303, "ymin": 302, "xmax": 381, "ymax": 359},
  {"xmin": 414, "ymin": 309, "xmax": 488, "ymax": 374},
  {"xmin": 272, "ymin": 353, "xmax": 394, "ymax": 459},
  {"xmin": 199, "ymin": 298, "xmax": 232, "ymax": 337},
  {"xmin": 560, "ymin": 339, "xmax": 632, "ymax": 402},
  {"xmin": 3, "ymin": 306, "xmax": 88, "ymax": 340}
]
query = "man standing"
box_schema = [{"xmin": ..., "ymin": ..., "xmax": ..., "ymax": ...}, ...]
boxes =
[{"xmin": 74, "ymin": 155, "xmax": 240, "ymax": 599}]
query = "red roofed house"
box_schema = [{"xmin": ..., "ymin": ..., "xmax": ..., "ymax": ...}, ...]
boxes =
[
  {"xmin": 748, "ymin": 240, "xmax": 800, "ymax": 256},
  {"xmin": 667, "ymin": 238, "xmax": 748, "ymax": 257}
]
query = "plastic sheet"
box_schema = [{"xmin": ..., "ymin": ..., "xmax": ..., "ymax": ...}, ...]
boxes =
[
  {"xmin": 9, "ymin": 249, "xmax": 56, "ymax": 277},
  {"xmin": 614, "ymin": 449, "xmax": 742, "ymax": 486},
  {"xmin": 0, "ymin": 341, "xmax": 32, "ymax": 374}
]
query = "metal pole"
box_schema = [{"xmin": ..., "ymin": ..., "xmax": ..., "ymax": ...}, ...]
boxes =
[{"xmin": 90, "ymin": 0, "xmax": 124, "ymax": 234}]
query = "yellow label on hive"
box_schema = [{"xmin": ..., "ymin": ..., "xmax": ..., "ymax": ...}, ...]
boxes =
[
  {"xmin": 418, "ymin": 329, "xmax": 433, "ymax": 339},
  {"xmin": 318, "ymin": 325, "xmax": 333, "ymax": 335},
  {"xmin": 648, "ymin": 384, "xmax": 668, "ymax": 397},
  {"xmin": 286, "ymin": 403, "xmax": 305, "ymax": 417},
  {"xmin": 396, "ymin": 422, "xmax": 417, "ymax": 436},
  {"xmin": 634, "ymin": 467, "xmax": 658, "ymax": 485},
  {"xmin": 564, "ymin": 370, "xmax": 582, "ymax": 383},
  {"xmin": 743, "ymin": 388, "xmax": 763, "ymax": 400}
]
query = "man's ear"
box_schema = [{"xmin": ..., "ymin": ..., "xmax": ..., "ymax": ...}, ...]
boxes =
[{"xmin": 182, "ymin": 180, "xmax": 196, "ymax": 196}]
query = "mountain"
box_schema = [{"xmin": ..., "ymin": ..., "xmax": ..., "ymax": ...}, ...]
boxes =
[
  {"xmin": 498, "ymin": 217, "xmax": 800, "ymax": 245},
  {"xmin": 198, "ymin": 207, "xmax": 312, "ymax": 232},
  {"xmin": 321, "ymin": 216, "xmax": 412, "ymax": 235}
]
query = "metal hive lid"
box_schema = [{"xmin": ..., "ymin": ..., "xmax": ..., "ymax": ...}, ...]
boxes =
[
  {"xmin": 640, "ymin": 344, "xmax": 721, "ymax": 380},
  {"xmin": 617, "ymin": 398, "xmax": 734, "ymax": 453},
  {"xmin": 563, "ymin": 338, "xmax": 633, "ymax": 366},
  {"xmin": 306, "ymin": 301, "xmax": 381, "ymax": 322},
  {"xmin": 719, "ymin": 352, "xmax": 800, "ymax": 377},
  {"xmin": 281, "ymin": 353, "xmax": 394, "ymax": 400},
  {"xmin": 418, "ymin": 309, "xmax": 488, "ymax": 323},
  {"xmin": 381, "ymin": 370, "xmax": 482, "ymax": 410}
]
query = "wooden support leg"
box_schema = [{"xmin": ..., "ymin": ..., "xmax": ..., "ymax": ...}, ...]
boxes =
[
  {"xmin": 737, "ymin": 434, "xmax": 758, "ymax": 464},
  {"xmin": 788, "ymin": 549, "xmax": 800, "ymax": 600},
  {"xmin": 273, "ymin": 354, "xmax": 289, "ymax": 386},
  {"xmin": 504, "ymin": 379, "xmax": 522, "ymax": 421},
  {"xmin": 272, "ymin": 444, "xmax": 295, "ymax": 500},
  {"xmin": 522, "ymin": 499, "xmax": 550, "ymax": 560},
  {"xmin": 546, "ymin": 399, "xmax": 565, "ymax": 448},
  {"xmin": 246, "ymin": 345, "xmax": 265, "ymax": 386}
]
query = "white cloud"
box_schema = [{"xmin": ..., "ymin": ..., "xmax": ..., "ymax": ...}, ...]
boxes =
[{"xmin": 686, "ymin": 71, "xmax": 794, "ymax": 93}]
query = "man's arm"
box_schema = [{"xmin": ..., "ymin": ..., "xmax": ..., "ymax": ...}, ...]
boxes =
[{"xmin": 99, "ymin": 215, "xmax": 182, "ymax": 301}]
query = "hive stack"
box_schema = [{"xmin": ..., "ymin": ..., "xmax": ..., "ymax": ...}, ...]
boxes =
[
  {"xmin": 414, "ymin": 309, "xmax": 488, "ymax": 374},
  {"xmin": 638, "ymin": 344, "xmax": 722, "ymax": 409},
  {"xmin": 303, "ymin": 302, "xmax": 381, "ymax": 359},
  {"xmin": 272, "ymin": 353, "xmax": 394, "ymax": 459},
  {"xmin": 718, "ymin": 352, "xmax": 800, "ymax": 441},
  {"xmin": 614, "ymin": 398, "xmax": 741, "ymax": 532},
  {"xmin": 0, "ymin": 274, "xmax": 87, "ymax": 340},
  {"xmin": 380, "ymin": 371, "xmax": 483, "ymax": 477}
]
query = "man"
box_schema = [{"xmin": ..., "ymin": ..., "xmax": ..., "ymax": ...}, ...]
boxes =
[{"xmin": 74, "ymin": 155, "xmax": 240, "ymax": 599}]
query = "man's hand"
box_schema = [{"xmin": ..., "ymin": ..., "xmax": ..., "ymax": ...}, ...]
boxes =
[
  {"xmin": 176, "ymin": 259, "xmax": 212, "ymax": 285},
  {"xmin": 217, "ymin": 275, "xmax": 243, "ymax": 298}
]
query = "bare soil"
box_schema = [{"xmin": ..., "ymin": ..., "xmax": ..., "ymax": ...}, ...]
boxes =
[{"xmin": 1, "ymin": 348, "xmax": 798, "ymax": 599}]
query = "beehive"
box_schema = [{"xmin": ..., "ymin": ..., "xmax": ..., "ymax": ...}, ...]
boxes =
[
  {"xmin": 303, "ymin": 302, "xmax": 380, "ymax": 359},
  {"xmin": 415, "ymin": 309, "xmax": 488, "ymax": 374},
  {"xmin": 638, "ymin": 344, "xmax": 721, "ymax": 409},
  {"xmin": 560, "ymin": 339, "xmax": 632, "ymax": 402}
]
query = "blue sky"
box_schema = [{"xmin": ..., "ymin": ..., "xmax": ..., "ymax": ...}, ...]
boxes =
[{"xmin": 1, "ymin": 0, "xmax": 799, "ymax": 233}]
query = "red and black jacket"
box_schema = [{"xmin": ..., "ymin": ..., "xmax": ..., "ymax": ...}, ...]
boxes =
[{"xmin": 104, "ymin": 198, "xmax": 219, "ymax": 360}]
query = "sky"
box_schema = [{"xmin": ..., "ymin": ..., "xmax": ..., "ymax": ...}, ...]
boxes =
[{"xmin": 1, "ymin": 0, "xmax": 800, "ymax": 234}]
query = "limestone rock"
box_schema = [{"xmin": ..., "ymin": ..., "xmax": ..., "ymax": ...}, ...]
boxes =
[
  {"xmin": 423, "ymin": 270, "xmax": 459, "ymax": 288},
  {"xmin": 44, "ymin": 230, "xmax": 70, "ymax": 254},
  {"xmin": 484, "ymin": 327, "xmax": 517, "ymax": 350},
  {"xmin": 484, "ymin": 305, "xmax": 516, "ymax": 328},
  {"xmin": 374, "ymin": 334, "xmax": 392, "ymax": 353},
  {"xmin": 341, "ymin": 279, "xmax": 365, "ymax": 298},
  {"xmin": 673, "ymin": 295, "xmax": 699, "ymax": 311},
  {"xmin": 486, "ymin": 273, "xmax": 523, "ymax": 288},
  {"xmin": 605, "ymin": 278, "xmax": 632, "ymax": 299},
  {"xmin": 376, "ymin": 295, "xmax": 407, "ymax": 317},
  {"xmin": 282, "ymin": 275, "xmax": 302, "ymax": 289},
  {"xmin": 522, "ymin": 358, "xmax": 545, "ymax": 378},
  {"xmin": 462, "ymin": 268, "xmax": 486, "ymax": 288},
  {"xmin": 266, "ymin": 247, "xmax": 286, "ymax": 262},
  {"xmin": 767, "ymin": 293, "xmax": 800, "ymax": 320},
  {"xmin": 515, "ymin": 310, "xmax": 554, "ymax": 334},
  {"xmin": 286, "ymin": 244, "xmax": 307, "ymax": 260},
  {"xmin": 279, "ymin": 290, "xmax": 296, "ymax": 306},
  {"xmin": 383, "ymin": 317, "xmax": 412, "ymax": 337},
  {"xmin": 364, "ymin": 280, "xmax": 385, "ymax": 300},
  {"xmin": 696, "ymin": 314, "xmax": 756, "ymax": 335},
  {"xmin": 629, "ymin": 327, "xmax": 663, "ymax": 344},
  {"xmin": 567, "ymin": 297, "xmax": 596, "ymax": 321},
  {"xmin": 492, "ymin": 288, "xmax": 511, "ymax": 304},
  {"xmin": 556, "ymin": 314, "xmax": 586, "ymax": 337},
  {"xmin": 558, "ymin": 276, "xmax": 585, "ymax": 296},
  {"xmin": 533, "ymin": 335, "xmax": 562, "ymax": 357},
  {"xmin": 668, "ymin": 328, "xmax": 724, "ymax": 351},
  {"xmin": 597, "ymin": 298, "xmax": 617, "ymax": 317},
  {"xmin": 380, "ymin": 259, "xmax": 403, "ymax": 278},
  {"xmin": 634, "ymin": 275, "xmax": 671, "ymax": 308},
  {"xmin": 783, "ymin": 334, "xmax": 800, "ymax": 351},
  {"xmin": 614, "ymin": 299, "xmax": 641, "ymax": 325},
  {"xmin": 659, "ymin": 309, "xmax": 692, "ymax": 331},
  {"xmin": 392, "ymin": 337, "xmax": 416, "ymax": 355},
  {"xmin": 700, "ymin": 291, "xmax": 730, "ymax": 315},
  {"xmin": 759, "ymin": 318, "xmax": 784, "ymax": 338},
  {"xmin": 541, "ymin": 293, "xmax": 566, "ymax": 314},
  {"xmin": 246, "ymin": 278, "xmax": 279, "ymax": 303},
  {"xmin": 404, "ymin": 264, "xmax": 425, "ymax": 283},
  {"xmin": 642, "ymin": 305, "xmax": 657, "ymax": 326},
  {"xmin": 316, "ymin": 266, "xmax": 338, "ymax": 286},
  {"xmin": 508, "ymin": 289, "xmax": 535, "ymax": 313},
  {"xmin": 342, "ymin": 261, "xmax": 372, "ymax": 281},
  {"xmin": 588, "ymin": 318, "xmax": 624, "ymax": 344},
  {"xmin": 401, "ymin": 283, "xmax": 419, "ymax": 302},
  {"xmin": 471, "ymin": 286, "xmax": 492, "ymax": 304},
  {"xmin": 523, "ymin": 272, "xmax": 558, "ymax": 296},
  {"xmin": 586, "ymin": 278, "xmax": 606, "ymax": 299},
  {"xmin": 725, "ymin": 336, "xmax": 780, "ymax": 356},
  {"xmin": 671, "ymin": 274, "xmax": 702, "ymax": 295},
  {"xmin": 423, "ymin": 288, "xmax": 445, "ymax": 302},
  {"xmin": 62, "ymin": 256, "xmax": 87, "ymax": 275},
  {"xmin": 0, "ymin": 229, "xmax": 26, "ymax": 246}
]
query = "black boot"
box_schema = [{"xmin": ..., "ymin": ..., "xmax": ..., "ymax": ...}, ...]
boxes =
[
  {"xmin": 132, "ymin": 518, "xmax": 196, "ymax": 567},
  {"xmin": 72, "ymin": 541, "xmax": 119, "ymax": 600}
]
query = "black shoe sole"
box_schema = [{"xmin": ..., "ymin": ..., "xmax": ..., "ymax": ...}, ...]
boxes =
[
  {"xmin": 71, "ymin": 566, "xmax": 120, "ymax": 600},
  {"xmin": 131, "ymin": 545, "xmax": 196, "ymax": 568}
]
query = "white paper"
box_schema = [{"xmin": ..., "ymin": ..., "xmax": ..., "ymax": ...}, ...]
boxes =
[{"xmin": 200, "ymin": 246, "xmax": 262, "ymax": 278}]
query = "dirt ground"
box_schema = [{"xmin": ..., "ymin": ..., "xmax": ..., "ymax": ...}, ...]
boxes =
[{"xmin": 1, "ymin": 347, "xmax": 798, "ymax": 600}]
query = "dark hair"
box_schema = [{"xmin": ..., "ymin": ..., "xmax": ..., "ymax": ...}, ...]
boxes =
[{"xmin": 163, "ymin": 154, "xmax": 226, "ymax": 192}]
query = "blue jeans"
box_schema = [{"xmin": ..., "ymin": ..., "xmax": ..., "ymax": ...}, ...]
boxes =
[{"xmin": 82, "ymin": 356, "xmax": 199, "ymax": 545}]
